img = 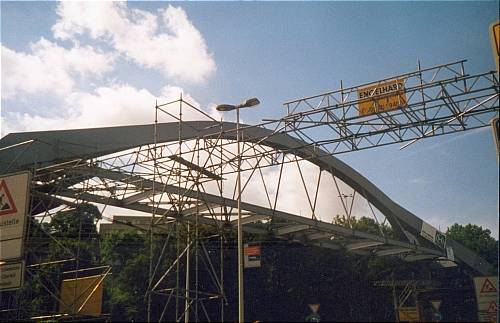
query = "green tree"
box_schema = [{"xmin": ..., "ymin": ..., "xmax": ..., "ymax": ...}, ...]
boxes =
[
  {"xmin": 48, "ymin": 204, "xmax": 101, "ymax": 239},
  {"xmin": 12, "ymin": 204, "xmax": 102, "ymax": 320},
  {"xmin": 446, "ymin": 223, "xmax": 499, "ymax": 271},
  {"xmin": 101, "ymin": 230, "xmax": 149, "ymax": 321},
  {"xmin": 333, "ymin": 215, "xmax": 395, "ymax": 238}
]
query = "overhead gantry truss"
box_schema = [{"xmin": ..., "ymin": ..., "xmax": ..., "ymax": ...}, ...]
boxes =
[
  {"xmin": 272, "ymin": 60, "xmax": 499, "ymax": 155},
  {"xmin": 0, "ymin": 118, "xmax": 495, "ymax": 275}
]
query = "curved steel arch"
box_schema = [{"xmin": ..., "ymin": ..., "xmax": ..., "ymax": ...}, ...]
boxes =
[{"xmin": 0, "ymin": 121, "xmax": 493, "ymax": 274}]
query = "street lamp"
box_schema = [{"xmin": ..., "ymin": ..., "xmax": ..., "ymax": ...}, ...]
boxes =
[{"xmin": 216, "ymin": 97, "xmax": 260, "ymax": 323}]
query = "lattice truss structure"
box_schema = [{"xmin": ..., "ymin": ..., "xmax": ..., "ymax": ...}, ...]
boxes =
[
  {"xmin": 0, "ymin": 59, "xmax": 498, "ymax": 320},
  {"xmin": 274, "ymin": 60, "xmax": 499, "ymax": 155},
  {"xmin": 21, "ymin": 128, "xmax": 443, "ymax": 321}
]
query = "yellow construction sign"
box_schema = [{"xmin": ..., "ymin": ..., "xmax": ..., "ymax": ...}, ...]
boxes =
[
  {"xmin": 490, "ymin": 21, "xmax": 499, "ymax": 72},
  {"xmin": 59, "ymin": 274, "xmax": 105, "ymax": 316},
  {"xmin": 398, "ymin": 306, "xmax": 420, "ymax": 322},
  {"xmin": 357, "ymin": 79, "xmax": 407, "ymax": 117}
]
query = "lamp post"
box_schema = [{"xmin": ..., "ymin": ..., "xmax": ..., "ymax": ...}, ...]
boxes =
[{"xmin": 216, "ymin": 97, "xmax": 260, "ymax": 323}]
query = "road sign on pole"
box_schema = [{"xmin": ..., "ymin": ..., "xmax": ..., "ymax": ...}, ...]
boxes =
[
  {"xmin": 431, "ymin": 300, "xmax": 442, "ymax": 311},
  {"xmin": 306, "ymin": 304, "xmax": 321, "ymax": 322}
]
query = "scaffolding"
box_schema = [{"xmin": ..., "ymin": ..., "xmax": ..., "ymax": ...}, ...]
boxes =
[{"xmin": 0, "ymin": 59, "xmax": 498, "ymax": 322}]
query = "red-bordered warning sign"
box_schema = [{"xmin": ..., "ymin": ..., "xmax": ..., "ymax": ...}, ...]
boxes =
[
  {"xmin": 0, "ymin": 172, "xmax": 30, "ymax": 262},
  {"xmin": 244, "ymin": 245, "xmax": 261, "ymax": 256},
  {"xmin": 0, "ymin": 180, "xmax": 18, "ymax": 216},
  {"xmin": 481, "ymin": 278, "xmax": 498, "ymax": 293},
  {"xmin": 487, "ymin": 300, "xmax": 498, "ymax": 313},
  {"xmin": 474, "ymin": 276, "xmax": 498, "ymax": 322}
]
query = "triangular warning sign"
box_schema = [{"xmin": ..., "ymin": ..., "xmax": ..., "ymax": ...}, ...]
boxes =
[
  {"xmin": 308, "ymin": 304, "xmax": 320, "ymax": 314},
  {"xmin": 431, "ymin": 300, "xmax": 442, "ymax": 310},
  {"xmin": 487, "ymin": 300, "xmax": 497, "ymax": 313},
  {"xmin": 481, "ymin": 278, "xmax": 497, "ymax": 293},
  {"xmin": 0, "ymin": 180, "xmax": 17, "ymax": 216}
]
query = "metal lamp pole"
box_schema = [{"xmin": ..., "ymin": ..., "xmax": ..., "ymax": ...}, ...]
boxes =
[
  {"xmin": 236, "ymin": 105, "xmax": 243, "ymax": 323},
  {"xmin": 216, "ymin": 97, "xmax": 260, "ymax": 323}
]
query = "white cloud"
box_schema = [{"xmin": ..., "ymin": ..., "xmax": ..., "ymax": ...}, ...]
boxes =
[
  {"xmin": 2, "ymin": 2, "xmax": 217, "ymax": 134},
  {"xmin": 52, "ymin": 2, "xmax": 215, "ymax": 83},
  {"xmin": 3, "ymin": 84, "xmax": 208, "ymax": 134},
  {"xmin": 235, "ymin": 157, "xmax": 372, "ymax": 223},
  {"xmin": 1, "ymin": 39, "xmax": 114, "ymax": 99}
]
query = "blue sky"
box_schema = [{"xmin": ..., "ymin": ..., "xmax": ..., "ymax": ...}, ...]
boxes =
[{"xmin": 1, "ymin": 1, "xmax": 499, "ymax": 237}]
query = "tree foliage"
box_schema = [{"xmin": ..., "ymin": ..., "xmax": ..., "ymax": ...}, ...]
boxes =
[
  {"xmin": 101, "ymin": 230, "xmax": 149, "ymax": 321},
  {"xmin": 11, "ymin": 204, "xmax": 102, "ymax": 320},
  {"xmin": 446, "ymin": 223, "xmax": 499, "ymax": 271},
  {"xmin": 6, "ymin": 207, "xmax": 499, "ymax": 322}
]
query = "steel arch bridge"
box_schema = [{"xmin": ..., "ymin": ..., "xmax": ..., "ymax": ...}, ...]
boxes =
[{"xmin": 0, "ymin": 120, "xmax": 494, "ymax": 276}]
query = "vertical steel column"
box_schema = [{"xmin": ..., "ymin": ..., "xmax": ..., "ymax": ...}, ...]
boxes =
[
  {"xmin": 184, "ymin": 221, "xmax": 190, "ymax": 323},
  {"xmin": 147, "ymin": 102, "xmax": 158, "ymax": 322},
  {"xmin": 194, "ymin": 139, "xmax": 200, "ymax": 322},
  {"xmin": 237, "ymin": 107, "xmax": 244, "ymax": 323},
  {"xmin": 220, "ymin": 119, "xmax": 225, "ymax": 323}
]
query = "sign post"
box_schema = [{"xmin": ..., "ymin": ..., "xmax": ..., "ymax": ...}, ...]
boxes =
[{"xmin": 305, "ymin": 303, "xmax": 321, "ymax": 322}]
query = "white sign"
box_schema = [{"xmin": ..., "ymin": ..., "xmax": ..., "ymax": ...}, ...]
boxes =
[
  {"xmin": 474, "ymin": 276, "xmax": 498, "ymax": 322},
  {"xmin": 420, "ymin": 221, "xmax": 437, "ymax": 242},
  {"xmin": 0, "ymin": 172, "xmax": 30, "ymax": 261},
  {"xmin": 244, "ymin": 243, "xmax": 261, "ymax": 268},
  {"xmin": 308, "ymin": 303, "xmax": 320, "ymax": 314},
  {"xmin": 446, "ymin": 246, "xmax": 455, "ymax": 261},
  {"xmin": 420, "ymin": 221, "xmax": 446, "ymax": 248},
  {"xmin": 0, "ymin": 261, "xmax": 25, "ymax": 291}
]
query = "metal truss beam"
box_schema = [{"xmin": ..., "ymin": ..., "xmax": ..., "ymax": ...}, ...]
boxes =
[
  {"xmin": 278, "ymin": 60, "xmax": 499, "ymax": 156},
  {"xmin": 375, "ymin": 247, "xmax": 412, "ymax": 257},
  {"xmin": 48, "ymin": 167, "xmax": 447, "ymax": 260},
  {"xmin": 346, "ymin": 240, "xmax": 385, "ymax": 251},
  {"xmin": 1, "ymin": 63, "xmax": 496, "ymax": 274},
  {"xmin": 168, "ymin": 155, "xmax": 223, "ymax": 181}
]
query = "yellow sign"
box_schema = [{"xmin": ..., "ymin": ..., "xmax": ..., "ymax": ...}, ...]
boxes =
[
  {"xmin": 490, "ymin": 21, "xmax": 500, "ymax": 72},
  {"xmin": 398, "ymin": 306, "xmax": 420, "ymax": 322},
  {"xmin": 357, "ymin": 79, "xmax": 407, "ymax": 116},
  {"xmin": 492, "ymin": 117, "xmax": 500, "ymax": 158},
  {"xmin": 59, "ymin": 274, "xmax": 104, "ymax": 316}
]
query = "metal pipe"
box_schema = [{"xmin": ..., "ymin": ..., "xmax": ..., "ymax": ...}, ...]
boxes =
[
  {"xmin": 237, "ymin": 106, "xmax": 244, "ymax": 323},
  {"xmin": 184, "ymin": 222, "xmax": 190, "ymax": 323}
]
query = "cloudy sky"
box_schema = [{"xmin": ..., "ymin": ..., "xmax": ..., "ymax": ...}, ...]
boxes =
[{"xmin": 1, "ymin": 1, "xmax": 498, "ymax": 236}]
